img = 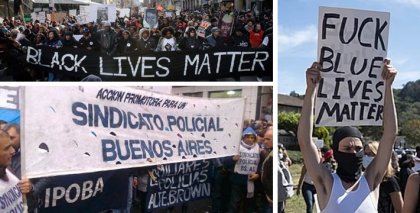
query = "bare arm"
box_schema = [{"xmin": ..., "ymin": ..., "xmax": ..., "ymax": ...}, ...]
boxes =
[
  {"xmin": 366, "ymin": 59, "xmax": 398, "ymax": 190},
  {"xmin": 297, "ymin": 62, "xmax": 332, "ymax": 209},
  {"xmin": 402, "ymin": 173, "xmax": 419, "ymax": 213},
  {"xmin": 389, "ymin": 191, "xmax": 403, "ymax": 213}
]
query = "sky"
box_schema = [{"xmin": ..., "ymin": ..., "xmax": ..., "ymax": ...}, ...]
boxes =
[{"xmin": 278, "ymin": 0, "xmax": 420, "ymax": 95}]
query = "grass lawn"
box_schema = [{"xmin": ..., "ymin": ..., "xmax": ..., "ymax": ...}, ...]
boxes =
[{"xmin": 284, "ymin": 162, "xmax": 307, "ymax": 213}]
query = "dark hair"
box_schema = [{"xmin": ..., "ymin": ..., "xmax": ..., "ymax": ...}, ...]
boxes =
[{"xmin": 3, "ymin": 123, "xmax": 19, "ymax": 134}]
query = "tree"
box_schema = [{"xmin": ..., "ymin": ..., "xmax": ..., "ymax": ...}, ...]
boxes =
[
  {"xmin": 278, "ymin": 111, "xmax": 300, "ymax": 134},
  {"xmin": 401, "ymin": 119, "xmax": 420, "ymax": 147}
]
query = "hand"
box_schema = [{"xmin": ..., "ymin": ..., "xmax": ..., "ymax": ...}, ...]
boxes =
[
  {"xmin": 248, "ymin": 173, "xmax": 259, "ymax": 181},
  {"xmin": 296, "ymin": 188, "xmax": 301, "ymax": 196},
  {"xmin": 19, "ymin": 178, "xmax": 32, "ymax": 194},
  {"xmin": 382, "ymin": 59, "xmax": 397, "ymax": 86},
  {"xmin": 306, "ymin": 62, "xmax": 322, "ymax": 89},
  {"xmin": 232, "ymin": 155, "xmax": 240, "ymax": 161}
]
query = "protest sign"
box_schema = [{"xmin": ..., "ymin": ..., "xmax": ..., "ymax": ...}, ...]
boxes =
[
  {"xmin": 146, "ymin": 160, "xmax": 213, "ymax": 210},
  {"xmin": 165, "ymin": 11, "xmax": 173, "ymax": 18},
  {"xmin": 315, "ymin": 7, "xmax": 390, "ymax": 126},
  {"xmin": 197, "ymin": 21, "xmax": 210, "ymax": 38},
  {"xmin": 118, "ymin": 8, "xmax": 130, "ymax": 18},
  {"xmin": 78, "ymin": 5, "xmax": 90, "ymax": 24},
  {"xmin": 36, "ymin": 170, "xmax": 129, "ymax": 213},
  {"xmin": 51, "ymin": 12, "xmax": 67, "ymax": 23},
  {"xmin": 25, "ymin": 46, "xmax": 272, "ymax": 81},
  {"xmin": 0, "ymin": 87, "xmax": 19, "ymax": 110},
  {"xmin": 38, "ymin": 11, "xmax": 46, "ymax": 23},
  {"xmin": 0, "ymin": 170, "xmax": 23, "ymax": 213},
  {"xmin": 22, "ymin": 86, "xmax": 245, "ymax": 178},
  {"xmin": 144, "ymin": 9, "xmax": 158, "ymax": 28},
  {"xmin": 219, "ymin": 13, "xmax": 234, "ymax": 39},
  {"xmin": 96, "ymin": 6, "xmax": 109, "ymax": 22},
  {"xmin": 69, "ymin": 9, "xmax": 77, "ymax": 17}
]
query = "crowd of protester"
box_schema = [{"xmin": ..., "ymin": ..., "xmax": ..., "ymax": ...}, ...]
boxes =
[
  {"xmin": 0, "ymin": 118, "xmax": 274, "ymax": 213},
  {"xmin": 0, "ymin": 7, "xmax": 273, "ymax": 81}
]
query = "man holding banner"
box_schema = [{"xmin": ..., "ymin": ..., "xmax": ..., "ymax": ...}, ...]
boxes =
[
  {"xmin": 0, "ymin": 130, "xmax": 25, "ymax": 213},
  {"xmin": 298, "ymin": 60, "xmax": 397, "ymax": 213}
]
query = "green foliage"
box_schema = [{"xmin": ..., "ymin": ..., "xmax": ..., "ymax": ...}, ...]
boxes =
[
  {"xmin": 278, "ymin": 111, "xmax": 300, "ymax": 133},
  {"xmin": 314, "ymin": 126, "xmax": 331, "ymax": 148},
  {"xmin": 287, "ymin": 150, "xmax": 303, "ymax": 164},
  {"xmin": 401, "ymin": 119, "xmax": 420, "ymax": 147}
]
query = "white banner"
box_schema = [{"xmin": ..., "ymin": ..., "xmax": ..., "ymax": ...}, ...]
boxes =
[
  {"xmin": 23, "ymin": 87, "xmax": 245, "ymax": 178},
  {"xmin": 0, "ymin": 170, "xmax": 23, "ymax": 212},
  {"xmin": 315, "ymin": 7, "xmax": 390, "ymax": 126},
  {"xmin": 118, "ymin": 8, "xmax": 130, "ymax": 18},
  {"xmin": 69, "ymin": 9, "xmax": 77, "ymax": 17},
  {"xmin": 0, "ymin": 87, "xmax": 19, "ymax": 110},
  {"xmin": 38, "ymin": 11, "xmax": 46, "ymax": 24}
]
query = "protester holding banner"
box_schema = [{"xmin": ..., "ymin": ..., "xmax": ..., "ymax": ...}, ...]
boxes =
[
  {"xmin": 297, "ymin": 59, "xmax": 397, "ymax": 212},
  {"xmin": 97, "ymin": 21, "xmax": 118, "ymax": 56},
  {"xmin": 206, "ymin": 27, "xmax": 225, "ymax": 49},
  {"xmin": 61, "ymin": 31, "xmax": 79, "ymax": 49},
  {"xmin": 155, "ymin": 27, "xmax": 178, "ymax": 51},
  {"xmin": 229, "ymin": 27, "xmax": 250, "ymax": 48},
  {"xmin": 137, "ymin": 28, "xmax": 156, "ymax": 52},
  {"xmin": 0, "ymin": 130, "xmax": 24, "ymax": 213},
  {"xmin": 116, "ymin": 30, "xmax": 137, "ymax": 54},
  {"xmin": 228, "ymin": 127, "xmax": 261, "ymax": 212},
  {"xmin": 178, "ymin": 28, "xmax": 203, "ymax": 51},
  {"xmin": 78, "ymin": 28, "xmax": 98, "ymax": 51}
]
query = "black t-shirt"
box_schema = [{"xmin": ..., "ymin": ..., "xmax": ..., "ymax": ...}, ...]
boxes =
[{"xmin": 378, "ymin": 176, "xmax": 401, "ymax": 213}]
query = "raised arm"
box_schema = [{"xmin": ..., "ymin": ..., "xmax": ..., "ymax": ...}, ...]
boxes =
[
  {"xmin": 366, "ymin": 59, "xmax": 398, "ymax": 190},
  {"xmin": 402, "ymin": 173, "xmax": 419, "ymax": 213},
  {"xmin": 297, "ymin": 62, "xmax": 332, "ymax": 209}
]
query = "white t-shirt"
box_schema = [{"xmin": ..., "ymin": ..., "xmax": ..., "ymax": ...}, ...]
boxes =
[
  {"xmin": 0, "ymin": 169, "xmax": 23, "ymax": 212},
  {"xmin": 414, "ymin": 156, "xmax": 420, "ymax": 171},
  {"xmin": 161, "ymin": 38, "xmax": 176, "ymax": 51}
]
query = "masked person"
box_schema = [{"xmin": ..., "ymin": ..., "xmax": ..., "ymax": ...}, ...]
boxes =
[
  {"xmin": 297, "ymin": 59, "xmax": 397, "ymax": 213},
  {"xmin": 79, "ymin": 28, "xmax": 98, "ymax": 51}
]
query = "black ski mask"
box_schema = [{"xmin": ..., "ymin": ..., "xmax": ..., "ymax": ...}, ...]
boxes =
[{"xmin": 332, "ymin": 126, "xmax": 363, "ymax": 183}]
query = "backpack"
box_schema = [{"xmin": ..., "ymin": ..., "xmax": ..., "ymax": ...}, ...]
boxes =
[{"xmin": 278, "ymin": 160, "xmax": 294, "ymax": 201}]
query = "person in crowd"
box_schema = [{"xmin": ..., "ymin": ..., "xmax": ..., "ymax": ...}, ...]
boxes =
[
  {"xmin": 297, "ymin": 59, "xmax": 397, "ymax": 212},
  {"xmin": 61, "ymin": 31, "xmax": 79, "ymax": 48},
  {"xmin": 137, "ymin": 28, "xmax": 156, "ymax": 52},
  {"xmin": 229, "ymin": 27, "xmax": 250, "ymax": 48},
  {"xmin": 322, "ymin": 149, "xmax": 336, "ymax": 173},
  {"xmin": 179, "ymin": 28, "xmax": 202, "ymax": 51},
  {"xmin": 206, "ymin": 27, "xmax": 225, "ymax": 49},
  {"xmin": 279, "ymin": 144, "xmax": 292, "ymax": 167},
  {"xmin": 32, "ymin": 33, "xmax": 46, "ymax": 46},
  {"xmin": 413, "ymin": 146, "xmax": 420, "ymax": 171},
  {"xmin": 3, "ymin": 124, "xmax": 49, "ymax": 212},
  {"xmin": 249, "ymin": 23, "xmax": 264, "ymax": 48},
  {"xmin": 155, "ymin": 27, "xmax": 178, "ymax": 51},
  {"xmin": 228, "ymin": 127, "xmax": 261, "ymax": 213},
  {"xmin": 97, "ymin": 21, "xmax": 118, "ymax": 56},
  {"xmin": 261, "ymin": 128, "xmax": 273, "ymax": 213},
  {"xmin": 402, "ymin": 172, "xmax": 420, "ymax": 212},
  {"xmin": 364, "ymin": 141, "xmax": 403, "ymax": 213},
  {"xmin": 205, "ymin": 18, "xmax": 218, "ymax": 37},
  {"xmin": 116, "ymin": 30, "xmax": 137, "ymax": 54},
  {"xmin": 79, "ymin": 28, "xmax": 98, "ymax": 51},
  {"xmin": 297, "ymin": 157, "xmax": 319, "ymax": 213},
  {"xmin": 45, "ymin": 29, "xmax": 62, "ymax": 48},
  {"xmin": 398, "ymin": 154, "xmax": 415, "ymax": 197}
]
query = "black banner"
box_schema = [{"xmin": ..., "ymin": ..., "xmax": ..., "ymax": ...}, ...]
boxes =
[
  {"xmin": 36, "ymin": 170, "xmax": 130, "ymax": 213},
  {"xmin": 26, "ymin": 46, "xmax": 272, "ymax": 81},
  {"xmin": 146, "ymin": 160, "xmax": 213, "ymax": 210}
]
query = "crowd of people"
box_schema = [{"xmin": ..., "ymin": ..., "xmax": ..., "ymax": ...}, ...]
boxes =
[
  {"xmin": 0, "ymin": 118, "xmax": 274, "ymax": 213},
  {"xmin": 0, "ymin": 7, "xmax": 273, "ymax": 81}
]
